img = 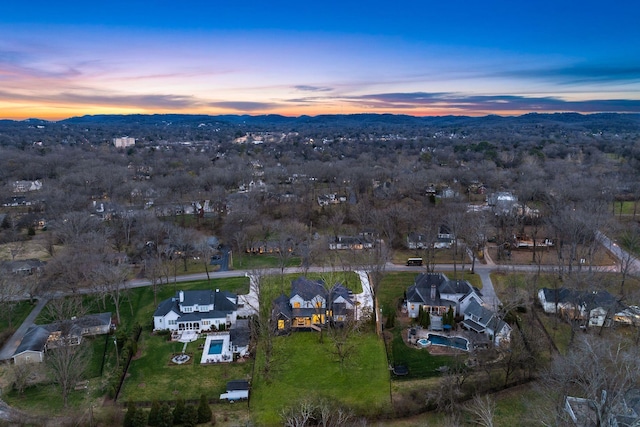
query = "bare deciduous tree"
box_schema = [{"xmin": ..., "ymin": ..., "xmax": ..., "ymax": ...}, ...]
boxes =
[
  {"xmin": 465, "ymin": 394, "xmax": 496, "ymax": 427},
  {"xmin": 46, "ymin": 339, "xmax": 91, "ymax": 407}
]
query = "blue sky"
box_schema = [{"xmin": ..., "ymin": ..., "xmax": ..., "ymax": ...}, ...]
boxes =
[{"xmin": 1, "ymin": 0, "xmax": 639, "ymax": 119}]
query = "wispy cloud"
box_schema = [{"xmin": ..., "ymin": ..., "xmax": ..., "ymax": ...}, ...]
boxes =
[
  {"xmin": 208, "ymin": 101, "xmax": 281, "ymax": 111},
  {"xmin": 294, "ymin": 85, "xmax": 333, "ymax": 92},
  {"xmin": 0, "ymin": 88, "xmax": 200, "ymax": 109},
  {"xmin": 496, "ymin": 63, "xmax": 640, "ymax": 85},
  {"xmin": 348, "ymin": 92, "xmax": 640, "ymax": 113}
]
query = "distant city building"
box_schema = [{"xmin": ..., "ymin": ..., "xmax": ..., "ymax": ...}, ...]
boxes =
[{"xmin": 113, "ymin": 136, "xmax": 135, "ymax": 148}]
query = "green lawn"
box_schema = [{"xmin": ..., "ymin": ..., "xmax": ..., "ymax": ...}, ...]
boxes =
[
  {"xmin": 0, "ymin": 300, "xmax": 38, "ymax": 342},
  {"xmin": 613, "ymin": 200, "xmax": 640, "ymax": 217},
  {"xmin": 18, "ymin": 277, "xmax": 250, "ymax": 414},
  {"xmin": 35, "ymin": 277, "xmax": 250, "ymax": 331},
  {"xmin": 377, "ymin": 272, "xmax": 471, "ymax": 380},
  {"xmin": 4, "ymin": 335, "xmax": 111, "ymax": 413},
  {"xmin": 119, "ymin": 332, "xmax": 253, "ymax": 402},
  {"xmin": 536, "ymin": 312, "xmax": 572, "ymax": 355},
  {"xmin": 385, "ymin": 328, "xmax": 457, "ymax": 379},
  {"xmin": 250, "ymin": 331, "xmax": 391, "ymax": 426}
]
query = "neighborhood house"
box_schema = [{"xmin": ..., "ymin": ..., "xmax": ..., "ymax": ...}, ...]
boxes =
[
  {"xmin": 153, "ymin": 289, "xmax": 238, "ymax": 333},
  {"xmin": 538, "ymin": 288, "xmax": 630, "ymax": 327},
  {"xmin": 12, "ymin": 313, "xmax": 112, "ymax": 365},
  {"xmin": 406, "ymin": 273, "xmax": 511, "ymax": 345},
  {"xmin": 272, "ymin": 276, "xmax": 355, "ymax": 333}
]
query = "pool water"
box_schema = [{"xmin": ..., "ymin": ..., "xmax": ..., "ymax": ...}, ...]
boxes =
[
  {"xmin": 417, "ymin": 338, "xmax": 429, "ymax": 346},
  {"xmin": 426, "ymin": 333, "xmax": 469, "ymax": 351},
  {"xmin": 208, "ymin": 340, "xmax": 224, "ymax": 355}
]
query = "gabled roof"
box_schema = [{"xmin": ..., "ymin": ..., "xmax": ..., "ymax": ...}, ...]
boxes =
[
  {"xmin": 181, "ymin": 290, "xmax": 215, "ymax": 306},
  {"xmin": 330, "ymin": 284, "xmax": 354, "ymax": 305},
  {"xmin": 273, "ymin": 294, "xmax": 292, "ymax": 319},
  {"xmin": 407, "ymin": 273, "xmax": 473, "ymax": 305},
  {"xmin": 291, "ymin": 277, "xmax": 327, "ymax": 301},
  {"xmin": 214, "ymin": 290, "xmax": 238, "ymax": 312},
  {"xmin": 463, "ymin": 299, "xmax": 509, "ymax": 333},
  {"xmin": 1, "ymin": 259, "xmax": 45, "ymax": 274},
  {"xmin": 440, "ymin": 279, "xmax": 473, "ymax": 296},
  {"xmin": 13, "ymin": 312, "xmax": 113, "ymax": 358},
  {"xmin": 13, "ymin": 325, "xmax": 51, "ymax": 356},
  {"xmin": 154, "ymin": 289, "xmax": 237, "ymax": 318},
  {"xmin": 153, "ymin": 298, "xmax": 180, "ymax": 317},
  {"xmin": 230, "ymin": 319, "xmax": 250, "ymax": 347},
  {"xmin": 73, "ymin": 312, "xmax": 112, "ymax": 330},
  {"xmin": 540, "ymin": 288, "xmax": 625, "ymax": 312}
]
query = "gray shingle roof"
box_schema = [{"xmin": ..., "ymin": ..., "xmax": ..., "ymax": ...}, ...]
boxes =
[
  {"xmin": 13, "ymin": 325, "xmax": 51, "ymax": 355},
  {"xmin": 273, "ymin": 294, "xmax": 292, "ymax": 319},
  {"xmin": 291, "ymin": 277, "xmax": 327, "ymax": 301},
  {"xmin": 230, "ymin": 319, "xmax": 250, "ymax": 347},
  {"xmin": 540, "ymin": 287, "xmax": 625, "ymax": 312},
  {"xmin": 154, "ymin": 289, "xmax": 237, "ymax": 319}
]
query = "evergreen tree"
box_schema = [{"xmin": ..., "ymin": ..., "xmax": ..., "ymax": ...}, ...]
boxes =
[
  {"xmin": 385, "ymin": 309, "xmax": 395, "ymax": 329},
  {"xmin": 445, "ymin": 306, "xmax": 455, "ymax": 327},
  {"xmin": 123, "ymin": 401, "xmax": 137, "ymax": 427},
  {"xmin": 172, "ymin": 398, "xmax": 185, "ymax": 425},
  {"xmin": 418, "ymin": 305, "xmax": 430, "ymax": 328},
  {"xmin": 132, "ymin": 407, "xmax": 147, "ymax": 427},
  {"xmin": 148, "ymin": 400, "xmax": 160, "ymax": 426},
  {"xmin": 158, "ymin": 403, "xmax": 173, "ymax": 427},
  {"xmin": 182, "ymin": 405, "xmax": 198, "ymax": 427},
  {"xmin": 197, "ymin": 394, "xmax": 213, "ymax": 423}
]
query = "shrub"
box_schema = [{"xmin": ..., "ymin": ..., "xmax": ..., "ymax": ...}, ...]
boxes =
[
  {"xmin": 182, "ymin": 405, "xmax": 198, "ymax": 427},
  {"xmin": 123, "ymin": 401, "xmax": 137, "ymax": 427},
  {"xmin": 172, "ymin": 398, "xmax": 185, "ymax": 425},
  {"xmin": 148, "ymin": 400, "xmax": 160, "ymax": 426},
  {"xmin": 158, "ymin": 403, "xmax": 173, "ymax": 427},
  {"xmin": 197, "ymin": 394, "xmax": 212, "ymax": 423}
]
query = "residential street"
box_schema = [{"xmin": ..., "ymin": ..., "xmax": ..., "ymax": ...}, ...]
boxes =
[{"xmin": 2, "ymin": 235, "xmax": 633, "ymax": 362}]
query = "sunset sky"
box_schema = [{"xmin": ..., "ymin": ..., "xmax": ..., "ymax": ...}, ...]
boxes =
[{"xmin": 1, "ymin": 0, "xmax": 640, "ymax": 120}]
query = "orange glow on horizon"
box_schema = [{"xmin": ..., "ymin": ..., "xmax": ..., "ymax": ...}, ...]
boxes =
[{"xmin": 0, "ymin": 104, "xmax": 535, "ymax": 121}]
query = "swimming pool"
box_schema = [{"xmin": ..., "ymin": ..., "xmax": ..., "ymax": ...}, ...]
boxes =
[
  {"xmin": 208, "ymin": 340, "xmax": 224, "ymax": 355},
  {"xmin": 426, "ymin": 333, "xmax": 469, "ymax": 351}
]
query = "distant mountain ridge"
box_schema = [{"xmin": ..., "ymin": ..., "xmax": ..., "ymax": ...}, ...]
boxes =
[{"xmin": 0, "ymin": 113, "xmax": 640, "ymax": 132}]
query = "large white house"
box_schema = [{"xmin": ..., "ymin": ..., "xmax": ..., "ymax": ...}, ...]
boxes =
[
  {"xmin": 153, "ymin": 289, "xmax": 238, "ymax": 333},
  {"xmin": 406, "ymin": 273, "xmax": 483, "ymax": 318}
]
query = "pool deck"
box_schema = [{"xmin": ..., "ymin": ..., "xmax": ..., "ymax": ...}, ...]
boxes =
[
  {"xmin": 200, "ymin": 333, "xmax": 233, "ymax": 364},
  {"xmin": 407, "ymin": 327, "xmax": 475, "ymax": 354}
]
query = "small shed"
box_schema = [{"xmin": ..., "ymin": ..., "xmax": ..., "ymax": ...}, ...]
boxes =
[{"xmin": 220, "ymin": 380, "xmax": 250, "ymax": 402}]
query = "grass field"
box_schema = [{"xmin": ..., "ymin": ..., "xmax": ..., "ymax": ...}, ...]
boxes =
[
  {"xmin": 11, "ymin": 277, "xmax": 250, "ymax": 414},
  {"xmin": 250, "ymin": 331, "xmax": 391, "ymax": 426},
  {"xmin": 3, "ymin": 335, "xmax": 112, "ymax": 413},
  {"xmin": 0, "ymin": 300, "xmax": 38, "ymax": 333},
  {"xmin": 120, "ymin": 332, "xmax": 253, "ymax": 402}
]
